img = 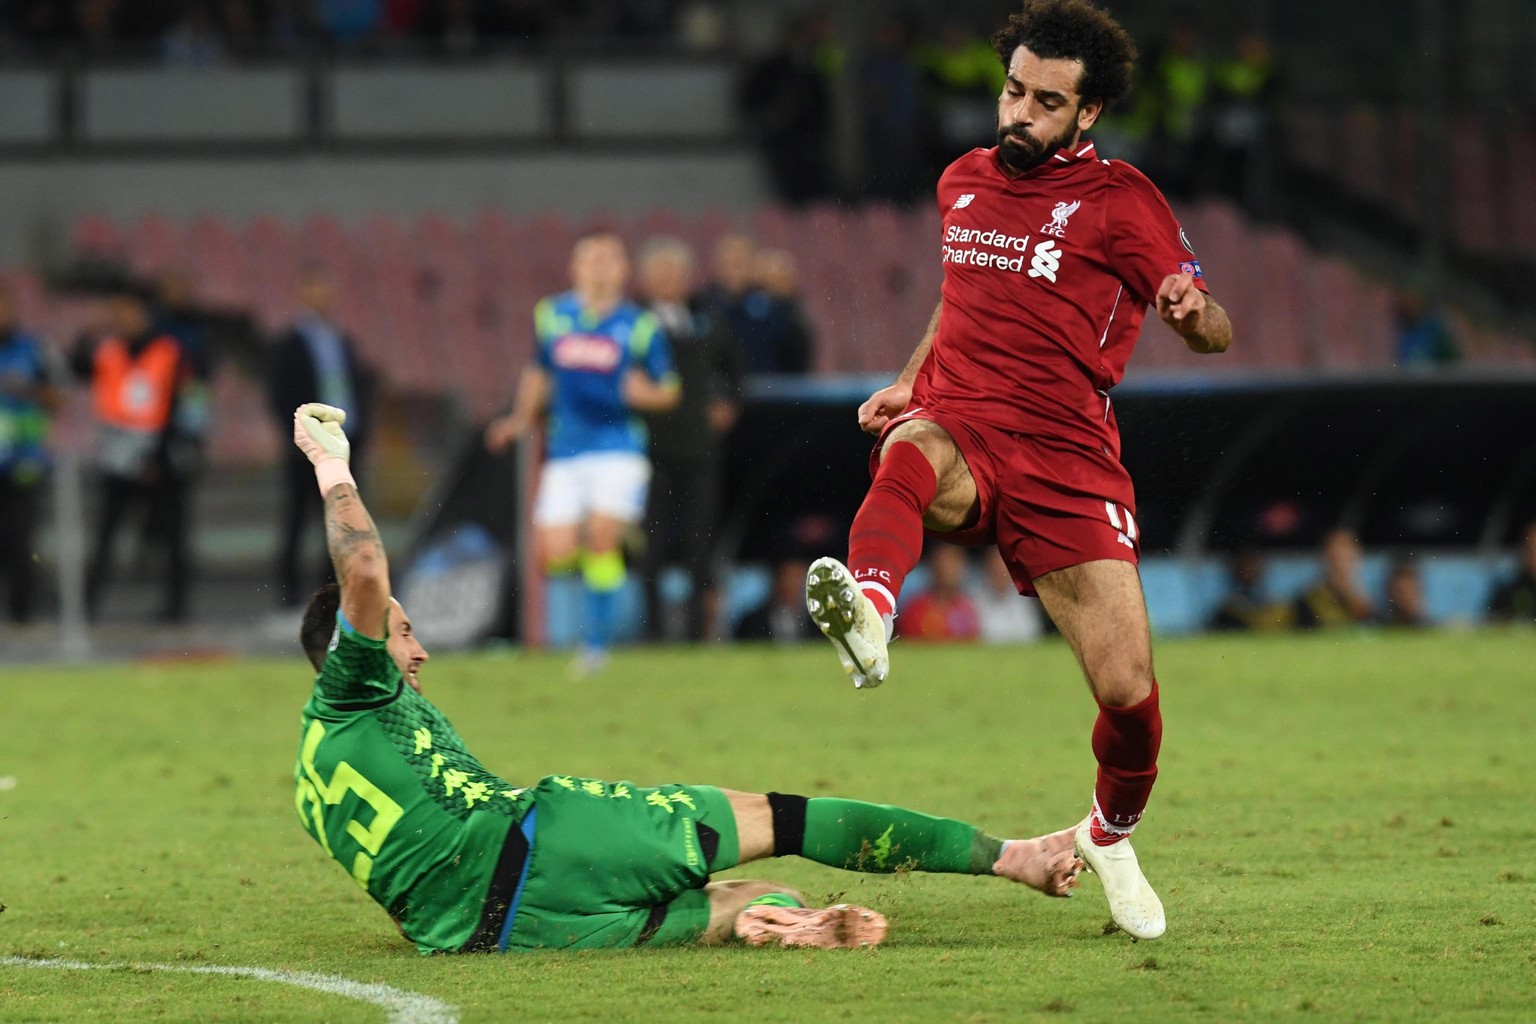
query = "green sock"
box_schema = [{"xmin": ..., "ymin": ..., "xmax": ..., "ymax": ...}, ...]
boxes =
[
  {"xmin": 547, "ymin": 550, "xmax": 582, "ymax": 575},
  {"xmin": 802, "ymin": 798, "xmax": 1003, "ymax": 875},
  {"xmin": 742, "ymin": 892, "xmax": 803, "ymax": 911}
]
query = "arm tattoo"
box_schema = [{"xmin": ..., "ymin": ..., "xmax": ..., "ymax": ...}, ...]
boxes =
[{"xmin": 323, "ymin": 483, "xmax": 385, "ymax": 586}]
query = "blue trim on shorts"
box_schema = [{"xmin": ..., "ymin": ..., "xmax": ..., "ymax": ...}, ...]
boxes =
[{"xmin": 497, "ymin": 808, "xmax": 538, "ymax": 952}]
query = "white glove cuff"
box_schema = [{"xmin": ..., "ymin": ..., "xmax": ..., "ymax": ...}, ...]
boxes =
[{"xmin": 315, "ymin": 458, "xmax": 356, "ymax": 497}]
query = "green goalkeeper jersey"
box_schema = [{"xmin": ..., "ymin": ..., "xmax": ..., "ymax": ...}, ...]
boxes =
[{"xmin": 295, "ymin": 617, "xmax": 534, "ymax": 954}]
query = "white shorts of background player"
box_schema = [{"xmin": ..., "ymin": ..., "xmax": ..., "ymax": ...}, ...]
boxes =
[{"xmin": 533, "ymin": 451, "xmax": 653, "ymax": 527}]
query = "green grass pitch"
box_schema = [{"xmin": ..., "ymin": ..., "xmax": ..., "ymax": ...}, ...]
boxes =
[{"xmin": 3, "ymin": 631, "xmax": 1534, "ymax": 1023}]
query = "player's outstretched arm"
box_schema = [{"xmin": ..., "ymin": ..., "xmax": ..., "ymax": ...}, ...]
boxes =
[
  {"xmin": 621, "ymin": 368, "xmax": 681, "ymax": 412},
  {"xmin": 485, "ymin": 365, "xmax": 552, "ymax": 454},
  {"xmin": 294, "ymin": 403, "xmax": 391, "ymax": 637},
  {"xmin": 1156, "ymin": 274, "xmax": 1232, "ymax": 354},
  {"xmin": 858, "ymin": 299, "xmax": 942, "ymax": 435}
]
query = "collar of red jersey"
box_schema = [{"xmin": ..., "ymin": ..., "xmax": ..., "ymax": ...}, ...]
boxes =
[
  {"xmin": 994, "ymin": 138, "xmax": 1099, "ymax": 180},
  {"xmin": 1051, "ymin": 139, "xmax": 1098, "ymax": 164}
]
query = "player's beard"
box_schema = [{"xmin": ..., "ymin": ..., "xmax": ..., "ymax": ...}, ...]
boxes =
[{"xmin": 996, "ymin": 120, "xmax": 1080, "ymax": 175}]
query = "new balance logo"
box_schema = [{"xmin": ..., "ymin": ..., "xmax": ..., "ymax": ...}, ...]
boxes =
[
  {"xmin": 952, "ymin": 193, "xmax": 975, "ymax": 210},
  {"xmin": 1027, "ymin": 240, "xmax": 1061, "ymax": 282}
]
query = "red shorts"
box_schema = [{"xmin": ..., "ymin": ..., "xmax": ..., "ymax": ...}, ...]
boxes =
[{"xmin": 872, "ymin": 406, "xmax": 1140, "ymax": 597}]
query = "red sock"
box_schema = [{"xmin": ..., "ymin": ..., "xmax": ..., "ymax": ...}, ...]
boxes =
[
  {"xmin": 1088, "ymin": 681, "xmax": 1162, "ymax": 846},
  {"xmin": 846, "ymin": 441, "xmax": 936, "ymax": 617}
]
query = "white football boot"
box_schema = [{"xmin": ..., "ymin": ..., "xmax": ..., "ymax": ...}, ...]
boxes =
[
  {"xmin": 804, "ymin": 557, "xmax": 891, "ymax": 689},
  {"xmin": 1074, "ymin": 816, "xmax": 1166, "ymax": 940}
]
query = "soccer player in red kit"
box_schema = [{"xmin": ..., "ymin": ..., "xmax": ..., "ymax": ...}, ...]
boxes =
[{"xmin": 805, "ymin": 0, "xmax": 1232, "ymax": 942}]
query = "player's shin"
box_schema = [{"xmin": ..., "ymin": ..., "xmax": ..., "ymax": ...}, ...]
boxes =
[
  {"xmin": 580, "ymin": 548, "xmax": 625, "ymax": 653},
  {"xmin": 767, "ymin": 793, "xmax": 1002, "ymax": 874},
  {"xmin": 846, "ymin": 441, "xmax": 936, "ymax": 619},
  {"xmin": 1088, "ymin": 681, "xmax": 1163, "ymax": 846}
]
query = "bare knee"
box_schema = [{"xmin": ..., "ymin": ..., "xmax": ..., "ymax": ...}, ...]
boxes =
[
  {"xmin": 881, "ymin": 421, "xmax": 954, "ymax": 476},
  {"xmin": 880, "ymin": 422, "xmax": 976, "ymax": 531},
  {"xmin": 1086, "ymin": 658, "xmax": 1155, "ymax": 706}
]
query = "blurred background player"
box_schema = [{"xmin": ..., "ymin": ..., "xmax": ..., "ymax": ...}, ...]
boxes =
[
  {"xmin": 486, "ymin": 233, "xmax": 680, "ymax": 673},
  {"xmin": 635, "ymin": 236, "xmax": 745, "ymax": 643},
  {"xmin": 805, "ymin": 0, "xmax": 1232, "ymax": 942},
  {"xmin": 1488, "ymin": 521, "xmax": 1536, "ymax": 623},
  {"xmin": 293, "ymin": 401, "xmax": 1080, "ymax": 954},
  {"xmin": 75, "ymin": 284, "xmax": 195, "ymax": 623},
  {"xmin": 0, "ymin": 282, "xmax": 61, "ymax": 624},
  {"xmin": 267, "ymin": 263, "xmax": 374, "ymax": 609}
]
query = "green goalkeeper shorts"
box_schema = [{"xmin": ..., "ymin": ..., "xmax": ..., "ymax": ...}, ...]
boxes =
[{"xmin": 504, "ymin": 776, "xmax": 741, "ymax": 952}]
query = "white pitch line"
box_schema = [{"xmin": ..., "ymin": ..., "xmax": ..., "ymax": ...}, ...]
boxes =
[{"xmin": 0, "ymin": 956, "xmax": 459, "ymax": 1024}]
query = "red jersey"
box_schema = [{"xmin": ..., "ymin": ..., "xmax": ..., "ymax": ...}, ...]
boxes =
[{"xmin": 916, "ymin": 141, "xmax": 1208, "ymax": 461}]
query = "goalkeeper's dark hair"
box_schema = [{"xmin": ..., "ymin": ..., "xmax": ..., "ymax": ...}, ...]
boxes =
[
  {"xmin": 991, "ymin": 0, "xmax": 1137, "ymax": 110},
  {"xmin": 300, "ymin": 583, "xmax": 342, "ymax": 670}
]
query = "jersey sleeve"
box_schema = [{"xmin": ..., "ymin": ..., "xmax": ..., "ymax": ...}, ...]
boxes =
[
  {"xmin": 632, "ymin": 312, "xmax": 678, "ymax": 385},
  {"xmin": 313, "ymin": 613, "xmax": 403, "ymax": 707},
  {"xmin": 532, "ymin": 297, "xmax": 557, "ymax": 371},
  {"xmin": 1104, "ymin": 166, "xmax": 1210, "ymax": 306}
]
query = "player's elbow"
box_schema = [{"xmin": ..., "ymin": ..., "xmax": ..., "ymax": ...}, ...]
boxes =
[
  {"xmin": 341, "ymin": 550, "xmax": 391, "ymax": 594},
  {"xmin": 656, "ymin": 383, "xmax": 682, "ymax": 412}
]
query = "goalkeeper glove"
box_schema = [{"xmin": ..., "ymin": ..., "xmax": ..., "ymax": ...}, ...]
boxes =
[{"xmin": 293, "ymin": 403, "xmax": 355, "ymax": 495}]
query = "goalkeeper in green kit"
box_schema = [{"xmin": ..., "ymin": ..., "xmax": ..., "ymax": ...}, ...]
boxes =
[{"xmin": 290, "ymin": 403, "xmax": 1082, "ymax": 954}]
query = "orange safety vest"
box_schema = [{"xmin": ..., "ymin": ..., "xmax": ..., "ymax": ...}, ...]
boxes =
[{"xmin": 92, "ymin": 336, "xmax": 181, "ymax": 433}]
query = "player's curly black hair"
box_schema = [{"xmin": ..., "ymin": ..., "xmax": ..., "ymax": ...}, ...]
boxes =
[
  {"xmin": 990, "ymin": 0, "xmax": 1137, "ymax": 109},
  {"xmin": 300, "ymin": 583, "xmax": 342, "ymax": 670}
]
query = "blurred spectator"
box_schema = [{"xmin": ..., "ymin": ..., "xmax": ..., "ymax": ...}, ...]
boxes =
[
  {"xmin": 1392, "ymin": 289, "xmax": 1460, "ymax": 368},
  {"xmin": 161, "ymin": 2, "xmax": 226, "ymax": 65},
  {"xmin": 484, "ymin": 0, "xmax": 558, "ymax": 40},
  {"xmin": 1380, "ymin": 558, "xmax": 1428, "ymax": 628},
  {"xmin": 267, "ymin": 264, "xmax": 373, "ymax": 607},
  {"xmin": 423, "ymin": 0, "xmax": 488, "ymax": 51},
  {"xmin": 695, "ymin": 233, "xmax": 756, "ymax": 321},
  {"xmin": 636, "ymin": 236, "xmax": 746, "ymax": 643},
  {"xmin": 153, "ymin": 269, "xmax": 214, "ymax": 477},
  {"xmin": 1487, "ymin": 521, "xmax": 1536, "ymax": 623},
  {"xmin": 75, "ymin": 0, "xmax": 124, "ymax": 51},
  {"xmin": 382, "ymin": 0, "xmax": 425, "ymax": 36},
  {"xmin": 733, "ymin": 557, "xmax": 819, "ymax": 643},
  {"xmin": 0, "ymin": 283, "xmax": 62, "ymax": 624},
  {"xmin": 75, "ymin": 286, "xmax": 194, "ymax": 623},
  {"xmin": 317, "ymin": 0, "xmax": 382, "ymax": 47},
  {"xmin": 737, "ymin": 14, "xmax": 838, "ymax": 205},
  {"xmin": 744, "ymin": 248, "xmax": 814, "ymax": 374},
  {"xmin": 900, "ymin": 545, "xmax": 980, "ymax": 641},
  {"xmin": 144, "ymin": 271, "xmax": 215, "ymax": 603},
  {"xmin": 971, "ymin": 547, "xmax": 1043, "ymax": 643},
  {"xmin": 916, "ymin": 18, "xmax": 1005, "ymax": 162},
  {"xmin": 1140, "ymin": 26, "xmax": 1211, "ymax": 198},
  {"xmin": 1206, "ymin": 32, "xmax": 1277, "ymax": 207},
  {"xmin": 219, "ymin": 0, "xmax": 263, "ymax": 51},
  {"xmin": 859, "ymin": 14, "xmax": 927, "ymax": 205},
  {"xmin": 676, "ymin": 0, "xmax": 723, "ymax": 50},
  {"xmin": 1209, "ymin": 549, "xmax": 1292, "ymax": 631},
  {"xmin": 1293, "ymin": 528, "xmax": 1374, "ymax": 628}
]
